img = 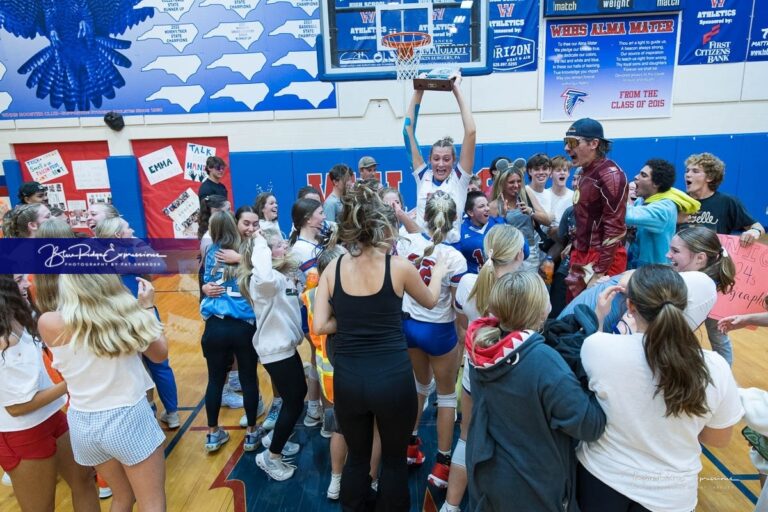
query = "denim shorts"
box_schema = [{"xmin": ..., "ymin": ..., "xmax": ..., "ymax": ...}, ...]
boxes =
[{"xmin": 67, "ymin": 398, "xmax": 165, "ymax": 467}]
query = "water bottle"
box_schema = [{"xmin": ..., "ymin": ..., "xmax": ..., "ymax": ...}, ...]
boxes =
[{"xmin": 541, "ymin": 256, "xmax": 554, "ymax": 286}]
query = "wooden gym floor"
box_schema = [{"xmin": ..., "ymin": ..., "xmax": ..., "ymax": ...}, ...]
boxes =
[{"xmin": 0, "ymin": 274, "xmax": 765, "ymax": 511}]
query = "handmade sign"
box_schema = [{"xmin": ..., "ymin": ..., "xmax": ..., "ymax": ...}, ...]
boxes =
[{"xmin": 710, "ymin": 235, "xmax": 768, "ymax": 321}]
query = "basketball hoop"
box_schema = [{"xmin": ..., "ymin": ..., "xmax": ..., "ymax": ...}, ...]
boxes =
[{"xmin": 381, "ymin": 32, "xmax": 432, "ymax": 81}]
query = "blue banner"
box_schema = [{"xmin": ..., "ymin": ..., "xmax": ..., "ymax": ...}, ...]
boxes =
[
  {"xmin": 544, "ymin": 0, "xmax": 682, "ymax": 17},
  {"xmin": 542, "ymin": 14, "xmax": 677, "ymax": 121},
  {"xmin": 0, "ymin": 1, "xmax": 336, "ymax": 118},
  {"xmin": 747, "ymin": 0, "xmax": 768, "ymax": 62},
  {"xmin": 490, "ymin": 0, "xmax": 540, "ymax": 72},
  {"xmin": 678, "ymin": 0, "xmax": 750, "ymax": 65}
]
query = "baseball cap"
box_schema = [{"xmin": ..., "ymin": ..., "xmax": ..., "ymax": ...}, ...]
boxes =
[
  {"xmin": 679, "ymin": 271, "xmax": 717, "ymax": 330},
  {"xmin": 18, "ymin": 181, "xmax": 46, "ymax": 200},
  {"xmin": 358, "ymin": 156, "xmax": 377, "ymax": 169},
  {"xmin": 566, "ymin": 118, "xmax": 609, "ymax": 142}
]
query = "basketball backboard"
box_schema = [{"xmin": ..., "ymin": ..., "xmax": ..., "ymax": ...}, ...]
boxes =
[{"xmin": 317, "ymin": 0, "xmax": 491, "ymax": 82}]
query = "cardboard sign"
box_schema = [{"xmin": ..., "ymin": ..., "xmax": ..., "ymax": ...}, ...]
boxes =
[
  {"xmin": 139, "ymin": 145, "xmax": 184, "ymax": 186},
  {"xmin": 26, "ymin": 150, "xmax": 69, "ymax": 183},
  {"xmin": 710, "ymin": 235, "xmax": 768, "ymax": 320}
]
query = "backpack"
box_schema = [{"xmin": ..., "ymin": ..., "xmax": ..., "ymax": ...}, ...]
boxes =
[{"xmin": 541, "ymin": 304, "xmax": 598, "ymax": 389}]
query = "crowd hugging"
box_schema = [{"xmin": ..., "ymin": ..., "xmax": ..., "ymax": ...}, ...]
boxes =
[{"xmin": 1, "ymin": 85, "xmax": 767, "ymax": 512}]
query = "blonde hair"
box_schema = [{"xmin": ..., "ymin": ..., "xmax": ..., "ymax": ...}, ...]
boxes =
[
  {"xmin": 685, "ymin": 152, "xmax": 724, "ymax": 192},
  {"xmin": 416, "ymin": 191, "xmax": 456, "ymax": 267},
  {"xmin": 93, "ymin": 217, "xmax": 128, "ymax": 238},
  {"xmin": 468, "ymin": 225, "xmax": 525, "ymax": 316},
  {"xmin": 491, "ymin": 167, "xmax": 529, "ymax": 210},
  {"xmin": 56, "ymin": 273, "xmax": 163, "ymax": 357},
  {"xmin": 34, "ymin": 219, "xmax": 76, "ymax": 313},
  {"xmin": 338, "ymin": 182, "xmax": 398, "ymax": 255},
  {"xmin": 38, "ymin": 218, "xmax": 75, "ymax": 238},
  {"xmin": 429, "ymin": 136, "xmax": 456, "ymax": 161},
  {"xmin": 238, "ymin": 230, "xmax": 299, "ymax": 306},
  {"xmin": 3, "ymin": 204, "xmax": 46, "ymax": 238},
  {"xmin": 472, "ymin": 271, "xmax": 549, "ymax": 351}
]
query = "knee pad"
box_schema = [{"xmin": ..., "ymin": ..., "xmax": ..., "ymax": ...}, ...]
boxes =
[
  {"xmin": 437, "ymin": 391, "xmax": 457, "ymax": 409},
  {"xmin": 415, "ymin": 379, "xmax": 432, "ymax": 397},
  {"xmin": 452, "ymin": 438, "xmax": 466, "ymax": 468}
]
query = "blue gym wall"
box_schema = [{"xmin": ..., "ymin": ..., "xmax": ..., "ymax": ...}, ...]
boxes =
[{"xmin": 4, "ymin": 132, "xmax": 766, "ymax": 238}]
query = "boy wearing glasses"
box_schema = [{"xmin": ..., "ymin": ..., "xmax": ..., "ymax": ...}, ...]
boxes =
[
  {"xmin": 199, "ymin": 156, "xmax": 228, "ymax": 203},
  {"xmin": 563, "ymin": 118, "xmax": 628, "ymax": 301}
]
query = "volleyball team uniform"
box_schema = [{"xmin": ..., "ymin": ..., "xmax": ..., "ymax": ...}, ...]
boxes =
[
  {"xmin": 413, "ymin": 163, "xmax": 471, "ymax": 244},
  {"xmin": 455, "ymin": 216, "xmax": 503, "ymax": 274},
  {"xmin": 0, "ymin": 330, "xmax": 68, "ymax": 472},
  {"xmin": 397, "ymin": 233, "xmax": 467, "ymax": 356},
  {"xmin": 454, "ymin": 274, "xmax": 481, "ymax": 395}
]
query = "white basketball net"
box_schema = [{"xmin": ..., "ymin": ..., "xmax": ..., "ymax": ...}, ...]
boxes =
[{"xmin": 382, "ymin": 33, "xmax": 432, "ymax": 81}]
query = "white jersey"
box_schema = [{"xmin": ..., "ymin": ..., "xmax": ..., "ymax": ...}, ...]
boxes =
[
  {"xmin": 413, "ymin": 163, "xmax": 471, "ymax": 244},
  {"xmin": 578, "ymin": 333, "xmax": 743, "ymax": 512},
  {"xmin": 397, "ymin": 233, "xmax": 467, "ymax": 323},
  {"xmin": 454, "ymin": 273, "xmax": 481, "ymax": 323}
]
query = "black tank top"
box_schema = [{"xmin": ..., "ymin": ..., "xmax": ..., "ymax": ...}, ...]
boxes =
[{"xmin": 331, "ymin": 254, "xmax": 407, "ymax": 356}]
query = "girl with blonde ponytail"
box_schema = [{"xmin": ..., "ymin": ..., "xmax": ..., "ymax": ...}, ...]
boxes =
[
  {"xmin": 395, "ymin": 191, "xmax": 468, "ymax": 488},
  {"xmin": 442, "ymin": 223, "xmax": 527, "ymax": 512}
]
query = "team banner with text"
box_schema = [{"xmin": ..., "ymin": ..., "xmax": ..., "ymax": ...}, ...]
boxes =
[
  {"xmin": 0, "ymin": 0, "xmax": 335, "ymax": 119},
  {"xmin": 544, "ymin": 0, "xmax": 682, "ymax": 17},
  {"xmin": 490, "ymin": 0, "xmax": 540, "ymax": 72},
  {"xmin": 678, "ymin": 0, "xmax": 751, "ymax": 65},
  {"xmin": 542, "ymin": 14, "xmax": 677, "ymax": 121},
  {"xmin": 747, "ymin": 0, "xmax": 768, "ymax": 62}
]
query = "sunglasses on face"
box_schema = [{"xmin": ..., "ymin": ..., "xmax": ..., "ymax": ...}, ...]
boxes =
[{"xmin": 564, "ymin": 137, "xmax": 586, "ymax": 150}]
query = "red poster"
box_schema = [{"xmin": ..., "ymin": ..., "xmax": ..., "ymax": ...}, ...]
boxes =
[
  {"xmin": 710, "ymin": 235, "xmax": 768, "ymax": 321},
  {"xmin": 14, "ymin": 141, "xmax": 110, "ymax": 232},
  {"xmin": 131, "ymin": 137, "xmax": 231, "ymax": 239}
]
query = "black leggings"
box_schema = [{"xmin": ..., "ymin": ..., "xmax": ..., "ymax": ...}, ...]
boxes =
[
  {"xmin": 577, "ymin": 464, "xmax": 652, "ymax": 512},
  {"xmin": 201, "ymin": 316, "xmax": 259, "ymax": 428},
  {"xmin": 334, "ymin": 351, "xmax": 417, "ymax": 512},
  {"xmin": 262, "ymin": 351, "xmax": 307, "ymax": 455}
]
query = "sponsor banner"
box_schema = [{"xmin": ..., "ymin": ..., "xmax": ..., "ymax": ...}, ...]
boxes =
[
  {"xmin": 678, "ymin": 0, "xmax": 751, "ymax": 65},
  {"xmin": 543, "ymin": 14, "xmax": 677, "ymax": 121},
  {"xmin": 490, "ymin": 0, "xmax": 540, "ymax": 72},
  {"xmin": 747, "ymin": 0, "xmax": 768, "ymax": 62},
  {"xmin": 545, "ymin": 0, "xmax": 682, "ymax": 17},
  {"xmin": 0, "ymin": 238, "xmax": 199, "ymax": 275}
]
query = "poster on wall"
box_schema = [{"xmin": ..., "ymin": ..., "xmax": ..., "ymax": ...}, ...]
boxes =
[
  {"xmin": 185, "ymin": 143, "xmax": 217, "ymax": 182},
  {"xmin": 490, "ymin": 0, "xmax": 540, "ymax": 73},
  {"xmin": 25, "ymin": 151, "xmax": 69, "ymax": 184},
  {"xmin": 747, "ymin": 0, "xmax": 768, "ymax": 62},
  {"xmin": 43, "ymin": 184, "xmax": 67, "ymax": 211},
  {"xmin": 0, "ymin": 1, "xmax": 336, "ymax": 119},
  {"xmin": 542, "ymin": 14, "xmax": 678, "ymax": 121},
  {"xmin": 544, "ymin": 0, "xmax": 682, "ymax": 17},
  {"xmin": 132, "ymin": 137, "xmax": 231, "ymax": 239},
  {"xmin": 678, "ymin": 0, "xmax": 751, "ymax": 65}
]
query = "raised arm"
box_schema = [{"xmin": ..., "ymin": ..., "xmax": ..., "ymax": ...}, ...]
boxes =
[
  {"xmin": 453, "ymin": 73, "xmax": 476, "ymax": 175},
  {"xmin": 404, "ymin": 89, "xmax": 426, "ymax": 171},
  {"xmin": 527, "ymin": 191, "xmax": 552, "ymax": 227}
]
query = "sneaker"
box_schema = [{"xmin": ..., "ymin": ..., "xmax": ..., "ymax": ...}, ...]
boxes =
[
  {"xmin": 243, "ymin": 430, "xmax": 260, "ymax": 452},
  {"xmin": 303, "ymin": 403, "xmax": 323, "ymax": 428},
  {"xmin": 427, "ymin": 453, "xmax": 451, "ymax": 488},
  {"xmin": 1, "ymin": 472, "xmax": 11, "ymax": 486},
  {"xmin": 99, "ymin": 486, "xmax": 113, "ymax": 499},
  {"xmin": 371, "ymin": 479, "xmax": 379, "ymax": 492},
  {"xmin": 221, "ymin": 387, "xmax": 244, "ymax": 409},
  {"xmin": 160, "ymin": 411, "xmax": 181, "ymax": 429},
  {"xmin": 439, "ymin": 503, "xmax": 461, "ymax": 512},
  {"xmin": 263, "ymin": 400, "xmax": 282, "ymax": 430},
  {"xmin": 261, "ymin": 430, "xmax": 300, "ymax": 457},
  {"xmin": 327, "ymin": 473, "xmax": 342, "ymax": 500},
  {"xmin": 407, "ymin": 437, "xmax": 425, "ymax": 466},
  {"xmin": 205, "ymin": 429, "xmax": 230, "ymax": 452},
  {"xmin": 255, "ymin": 451, "xmax": 295, "ymax": 481},
  {"xmin": 227, "ymin": 371, "xmax": 242, "ymax": 392}
]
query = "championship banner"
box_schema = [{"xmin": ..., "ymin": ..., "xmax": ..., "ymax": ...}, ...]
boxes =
[
  {"xmin": 678, "ymin": 0, "xmax": 751, "ymax": 65},
  {"xmin": 710, "ymin": 235, "xmax": 768, "ymax": 321},
  {"xmin": 542, "ymin": 14, "xmax": 677, "ymax": 121},
  {"xmin": 0, "ymin": 1, "xmax": 336, "ymax": 119},
  {"xmin": 490, "ymin": 0, "xmax": 539, "ymax": 73},
  {"xmin": 747, "ymin": 0, "xmax": 768, "ymax": 62}
]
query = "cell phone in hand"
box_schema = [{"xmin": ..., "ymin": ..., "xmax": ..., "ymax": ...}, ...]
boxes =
[{"xmin": 743, "ymin": 426, "xmax": 768, "ymax": 461}]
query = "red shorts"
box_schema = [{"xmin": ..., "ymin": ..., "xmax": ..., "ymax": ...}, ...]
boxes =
[
  {"xmin": 566, "ymin": 246, "xmax": 628, "ymax": 303},
  {"xmin": 0, "ymin": 410, "xmax": 69, "ymax": 472}
]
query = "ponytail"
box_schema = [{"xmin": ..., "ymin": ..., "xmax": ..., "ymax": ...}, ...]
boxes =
[
  {"xmin": 417, "ymin": 191, "xmax": 455, "ymax": 267},
  {"xmin": 627, "ymin": 265, "xmax": 711, "ymax": 417},
  {"xmin": 468, "ymin": 225, "xmax": 525, "ymax": 315}
]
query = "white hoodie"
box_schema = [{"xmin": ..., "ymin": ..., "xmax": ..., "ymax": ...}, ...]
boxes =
[{"xmin": 248, "ymin": 236, "xmax": 304, "ymax": 364}]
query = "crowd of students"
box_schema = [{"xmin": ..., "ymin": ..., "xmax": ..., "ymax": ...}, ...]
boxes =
[{"xmin": 1, "ymin": 81, "xmax": 767, "ymax": 512}]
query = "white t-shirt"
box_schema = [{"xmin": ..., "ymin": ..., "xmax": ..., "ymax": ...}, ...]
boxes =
[
  {"xmin": 259, "ymin": 219, "xmax": 283, "ymax": 239},
  {"xmin": 548, "ymin": 188, "xmax": 575, "ymax": 227},
  {"xmin": 0, "ymin": 330, "xmax": 66, "ymax": 432},
  {"xmin": 413, "ymin": 163, "xmax": 471, "ymax": 244},
  {"xmin": 578, "ymin": 332, "xmax": 744, "ymax": 512},
  {"xmin": 527, "ymin": 186, "xmax": 552, "ymax": 218},
  {"xmin": 291, "ymin": 237, "xmax": 321, "ymax": 292},
  {"xmin": 396, "ymin": 233, "xmax": 467, "ymax": 323}
]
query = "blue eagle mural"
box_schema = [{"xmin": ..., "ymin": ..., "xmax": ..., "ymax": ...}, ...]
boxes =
[{"xmin": 0, "ymin": 0, "xmax": 154, "ymax": 111}]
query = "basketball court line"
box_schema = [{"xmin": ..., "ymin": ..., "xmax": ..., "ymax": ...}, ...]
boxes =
[{"xmin": 702, "ymin": 446, "xmax": 758, "ymax": 504}]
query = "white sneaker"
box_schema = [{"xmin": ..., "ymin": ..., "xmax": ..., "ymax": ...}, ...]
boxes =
[
  {"xmin": 263, "ymin": 400, "xmax": 282, "ymax": 430},
  {"xmin": 256, "ymin": 451, "xmax": 295, "ymax": 481},
  {"xmin": 99, "ymin": 486, "xmax": 113, "ymax": 499},
  {"xmin": 261, "ymin": 430, "xmax": 300, "ymax": 457},
  {"xmin": 371, "ymin": 479, "xmax": 379, "ymax": 492},
  {"xmin": 327, "ymin": 473, "xmax": 341, "ymax": 500},
  {"xmin": 1, "ymin": 472, "xmax": 11, "ymax": 486},
  {"xmin": 160, "ymin": 411, "xmax": 180, "ymax": 429},
  {"xmin": 239, "ymin": 395, "xmax": 266, "ymax": 428},
  {"xmin": 227, "ymin": 371, "xmax": 242, "ymax": 392},
  {"xmin": 439, "ymin": 502, "xmax": 461, "ymax": 512},
  {"xmin": 221, "ymin": 386, "xmax": 244, "ymax": 409},
  {"xmin": 303, "ymin": 403, "xmax": 323, "ymax": 427}
]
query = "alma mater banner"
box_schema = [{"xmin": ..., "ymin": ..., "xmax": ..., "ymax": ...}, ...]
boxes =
[{"xmin": 542, "ymin": 14, "xmax": 677, "ymax": 121}]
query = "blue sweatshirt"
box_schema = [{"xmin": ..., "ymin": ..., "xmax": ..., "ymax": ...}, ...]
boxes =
[
  {"xmin": 200, "ymin": 242, "xmax": 255, "ymax": 322},
  {"xmin": 625, "ymin": 197, "xmax": 677, "ymax": 268}
]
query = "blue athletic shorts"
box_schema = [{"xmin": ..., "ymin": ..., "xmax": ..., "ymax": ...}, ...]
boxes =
[{"xmin": 403, "ymin": 317, "xmax": 457, "ymax": 357}]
